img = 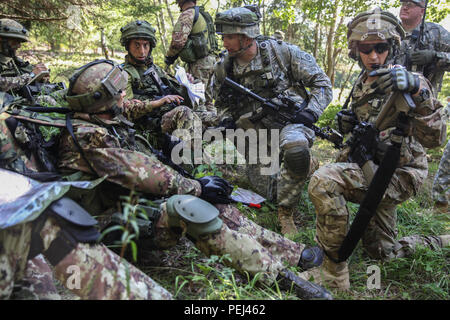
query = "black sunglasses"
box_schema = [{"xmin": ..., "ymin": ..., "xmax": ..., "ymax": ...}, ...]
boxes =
[{"xmin": 358, "ymin": 42, "xmax": 390, "ymax": 54}]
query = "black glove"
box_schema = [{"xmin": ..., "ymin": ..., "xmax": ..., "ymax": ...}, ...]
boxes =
[
  {"xmin": 198, "ymin": 176, "xmax": 233, "ymax": 204},
  {"xmin": 369, "ymin": 67, "xmax": 420, "ymax": 94},
  {"xmin": 294, "ymin": 110, "xmax": 316, "ymax": 127},
  {"xmin": 164, "ymin": 55, "xmax": 178, "ymax": 66},
  {"xmin": 410, "ymin": 49, "xmax": 436, "ymax": 66}
]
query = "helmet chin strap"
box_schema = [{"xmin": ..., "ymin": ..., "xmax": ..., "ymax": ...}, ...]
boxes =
[{"xmin": 230, "ymin": 37, "xmax": 254, "ymax": 57}]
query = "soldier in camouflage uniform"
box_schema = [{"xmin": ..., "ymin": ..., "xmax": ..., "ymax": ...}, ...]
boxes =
[
  {"xmin": 395, "ymin": 0, "xmax": 450, "ymax": 95},
  {"xmin": 0, "ymin": 19, "xmax": 61, "ymax": 105},
  {"xmin": 165, "ymin": 0, "xmax": 218, "ymax": 110},
  {"xmin": 120, "ymin": 20, "xmax": 216, "ymax": 137},
  {"xmin": 57, "ymin": 59, "xmax": 333, "ymax": 300},
  {"xmin": 0, "ymin": 110, "xmax": 173, "ymax": 300},
  {"xmin": 211, "ymin": 7, "xmax": 333, "ymax": 235},
  {"xmin": 305, "ymin": 8, "xmax": 450, "ymax": 290}
]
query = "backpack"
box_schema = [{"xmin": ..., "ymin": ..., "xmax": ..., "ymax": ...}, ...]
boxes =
[
  {"xmin": 412, "ymin": 96, "xmax": 448, "ymax": 149},
  {"xmin": 197, "ymin": 6, "xmax": 218, "ymax": 53}
]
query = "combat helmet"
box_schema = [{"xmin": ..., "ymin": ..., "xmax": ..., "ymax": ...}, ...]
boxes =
[
  {"xmin": 66, "ymin": 60, "xmax": 128, "ymax": 115},
  {"xmin": 347, "ymin": 7, "xmax": 405, "ymax": 60},
  {"xmin": 120, "ymin": 20, "xmax": 157, "ymax": 49},
  {"xmin": 215, "ymin": 7, "xmax": 260, "ymax": 38},
  {"xmin": 400, "ymin": 0, "xmax": 426, "ymax": 8},
  {"xmin": 0, "ymin": 19, "xmax": 29, "ymax": 42}
]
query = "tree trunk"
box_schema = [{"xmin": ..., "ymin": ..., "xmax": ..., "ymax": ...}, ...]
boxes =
[
  {"xmin": 100, "ymin": 28, "xmax": 109, "ymax": 60},
  {"xmin": 313, "ymin": 16, "xmax": 320, "ymax": 59},
  {"xmin": 164, "ymin": 0, "xmax": 175, "ymax": 27},
  {"xmin": 325, "ymin": 0, "xmax": 339, "ymax": 85},
  {"xmin": 338, "ymin": 60, "xmax": 357, "ymax": 101},
  {"xmin": 153, "ymin": 0, "xmax": 168, "ymax": 53}
]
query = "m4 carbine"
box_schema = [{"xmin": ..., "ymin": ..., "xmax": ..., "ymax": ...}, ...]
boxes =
[{"xmin": 222, "ymin": 77, "xmax": 343, "ymax": 149}]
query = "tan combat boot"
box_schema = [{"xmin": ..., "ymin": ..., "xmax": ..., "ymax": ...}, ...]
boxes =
[
  {"xmin": 278, "ymin": 206, "xmax": 298, "ymax": 235},
  {"xmin": 298, "ymin": 255, "xmax": 350, "ymax": 291},
  {"xmin": 434, "ymin": 201, "xmax": 448, "ymax": 214}
]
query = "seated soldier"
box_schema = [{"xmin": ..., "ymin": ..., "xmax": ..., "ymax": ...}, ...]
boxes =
[
  {"xmin": 57, "ymin": 60, "xmax": 333, "ymax": 300},
  {"xmin": 120, "ymin": 20, "xmax": 218, "ymax": 134},
  {"xmin": 305, "ymin": 8, "xmax": 449, "ymax": 290}
]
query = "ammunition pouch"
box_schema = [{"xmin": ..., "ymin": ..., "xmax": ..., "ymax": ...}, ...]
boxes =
[
  {"xmin": 166, "ymin": 195, "xmax": 223, "ymax": 241},
  {"xmin": 28, "ymin": 197, "xmax": 100, "ymax": 266}
]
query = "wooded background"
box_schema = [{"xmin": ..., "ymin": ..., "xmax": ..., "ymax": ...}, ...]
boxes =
[{"xmin": 1, "ymin": 0, "xmax": 449, "ymax": 101}]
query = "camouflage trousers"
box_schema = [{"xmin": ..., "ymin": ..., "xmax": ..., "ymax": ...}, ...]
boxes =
[
  {"xmin": 0, "ymin": 217, "xmax": 173, "ymax": 300},
  {"xmin": 308, "ymin": 162, "xmax": 443, "ymax": 263},
  {"xmin": 432, "ymin": 141, "xmax": 450, "ymax": 206},
  {"xmin": 153, "ymin": 202, "xmax": 303, "ymax": 285}
]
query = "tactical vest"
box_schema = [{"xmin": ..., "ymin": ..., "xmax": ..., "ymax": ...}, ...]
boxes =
[
  {"xmin": 178, "ymin": 6, "xmax": 217, "ymax": 63},
  {"xmin": 123, "ymin": 61, "xmax": 187, "ymax": 117}
]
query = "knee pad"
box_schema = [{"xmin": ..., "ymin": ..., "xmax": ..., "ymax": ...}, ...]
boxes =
[
  {"xmin": 28, "ymin": 197, "xmax": 100, "ymax": 266},
  {"xmin": 280, "ymin": 124, "xmax": 313, "ymax": 178},
  {"xmin": 283, "ymin": 145, "xmax": 311, "ymax": 178},
  {"xmin": 166, "ymin": 195, "xmax": 223, "ymax": 241}
]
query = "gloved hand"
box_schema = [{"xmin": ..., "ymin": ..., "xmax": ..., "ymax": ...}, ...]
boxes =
[
  {"xmin": 335, "ymin": 109, "xmax": 358, "ymax": 134},
  {"xmin": 369, "ymin": 67, "xmax": 420, "ymax": 94},
  {"xmin": 294, "ymin": 110, "xmax": 316, "ymax": 127},
  {"xmin": 410, "ymin": 49, "xmax": 436, "ymax": 66},
  {"xmin": 164, "ymin": 55, "xmax": 178, "ymax": 66},
  {"xmin": 198, "ymin": 176, "xmax": 233, "ymax": 204}
]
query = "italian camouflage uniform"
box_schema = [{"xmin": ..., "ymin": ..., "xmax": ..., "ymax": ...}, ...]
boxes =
[
  {"xmin": 212, "ymin": 38, "xmax": 332, "ymax": 209},
  {"xmin": 0, "ymin": 112, "xmax": 173, "ymax": 300},
  {"xmin": 56, "ymin": 103, "xmax": 309, "ymax": 286},
  {"xmin": 432, "ymin": 140, "xmax": 450, "ymax": 209},
  {"xmin": 395, "ymin": 22, "xmax": 450, "ymax": 95},
  {"xmin": 166, "ymin": 5, "xmax": 217, "ymax": 110},
  {"xmin": 307, "ymin": 72, "xmax": 445, "ymax": 288}
]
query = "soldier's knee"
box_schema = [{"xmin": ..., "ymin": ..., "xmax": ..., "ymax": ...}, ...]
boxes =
[{"xmin": 166, "ymin": 195, "xmax": 223, "ymax": 241}]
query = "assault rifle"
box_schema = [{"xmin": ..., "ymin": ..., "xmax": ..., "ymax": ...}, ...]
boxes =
[{"xmin": 222, "ymin": 77, "xmax": 344, "ymax": 149}]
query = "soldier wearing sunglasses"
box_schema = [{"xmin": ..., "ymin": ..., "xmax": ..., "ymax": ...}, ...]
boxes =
[
  {"xmin": 303, "ymin": 8, "xmax": 449, "ymax": 291},
  {"xmin": 396, "ymin": 0, "xmax": 449, "ymax": 96}
]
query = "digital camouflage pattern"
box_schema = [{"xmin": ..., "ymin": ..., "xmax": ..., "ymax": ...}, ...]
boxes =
[
  {"xmin": 0, "ymin": 217, "xmax": 173, "ymax": 299},
  {"xmin": 0, "ymin": 73, "xmax": 33, "ymax": 92},
  {"xmin": 212, "ymin": 38, "xmax": 332, "ymax": 208},
  {"xmin": 395, "ymin": 22, "xmax": 450, "ymax": 94},
  {"xmin": 308, "ymin": 71, "xmax": 445, "ymax": 289},
  {"xmin": 432, "ymin": 140, "xmax": 450, "ymax": 207}
]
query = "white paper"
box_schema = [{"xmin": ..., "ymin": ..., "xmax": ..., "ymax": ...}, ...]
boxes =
[{"xmin": 174, "ymin": 66, "xmax": 205, "ymax": 106}]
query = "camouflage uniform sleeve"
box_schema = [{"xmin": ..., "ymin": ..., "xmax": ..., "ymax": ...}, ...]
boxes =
[
  {"xmin": 121, "ymin": 99, "xmax": 155, "ymax": 120},
  {"xmin": 288, "ymin": 46, "xmax": 333, "ymax": 119},
  {"xmin": 166, "ymin": 9, "xmax": 195, "ymax": 57},
  {"xmin": 433, "ymin": 24, "xmax": 450, "ymax": 70},
  {"xmin": 0, "ymin": 74, "xmax": 33, "ymax": 92},
  {"xmin": 58, "ymin": 124, "xmax": 202, "ymax": 197}
]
